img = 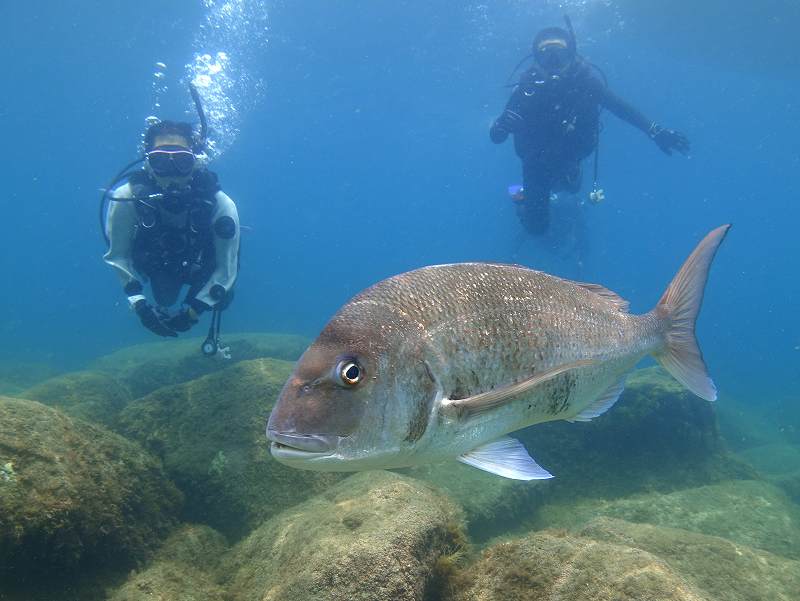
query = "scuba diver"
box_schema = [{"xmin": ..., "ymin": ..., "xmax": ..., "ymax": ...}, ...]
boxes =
[
  {"xmin": 490, "ymin": 18, "xmax": 690, "ymax": 235},
  {"xmin": 102, "ymin": 86, "xmax": 240, "ymax": 352}
]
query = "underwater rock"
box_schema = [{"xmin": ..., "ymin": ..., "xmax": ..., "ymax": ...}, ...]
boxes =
[
  {"xmin": 0, "ymin": 396, "xmax": 182, "ymax": 585},
  {"xmin": 716, "ymin": 394, "xmax": 786, "ymax": 451},
  {"xmin": 221, "ymin": 471, "xmax": 465, "ymax": 601},
  {"xmin": 404, "ymin": 462, "xmax": 532, "ymax": 539},
  {"xmin": 534, "ymin": 479, "xmax": 800, "ymax": 560},
  {"xmin": 736, "ymin": 442, "xmax": 800, "ymax": 503},
  {"xmin": 91, "ymin": 332, "xmax": 310, "ymax": 398},
  {"xmin": 447, "ymin": 528, "xmax": 703, "ymax": 601},
  {"xmin": 22, "ymin": 369, "xmax": 133, "ymax": 427},
  {"xmin": 0, "ymin": 361, "xmax": 60, "ymax": 396},
  {"xmin": 108, "ymin": 524, "xmax": 228, "ymax": 601},
  {"xmin": 581, "ymin": 517, "xmax": 800, "ymax": 601},
  {"xmin": 117, "ymin": 358, "xmax": 343, "ymax": 539}
]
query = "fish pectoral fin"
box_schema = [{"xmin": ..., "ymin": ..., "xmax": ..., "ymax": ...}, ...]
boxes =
[
  {"xmin": 443, "ymin": 359, "xmax": 595, "ymax": 417},
  {"xmin": 567, "ymin": 376, "xmax": 627, "ymax": 423},
  {"xmin": 458, "ymin": 436, "xmax": 553, "ymax": 480}
]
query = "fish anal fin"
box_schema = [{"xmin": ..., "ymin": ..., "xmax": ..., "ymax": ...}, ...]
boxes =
[
  {"xmin": 567, "ymin": 377, "xmax": 627, "ymax": 423},
  {"xmin": 444, "ymin": 359, "xmax": 595, "ymax": 418},
  {"xmin": 458, "ymin": 436, "xmax": 553, "ymax": 480}
]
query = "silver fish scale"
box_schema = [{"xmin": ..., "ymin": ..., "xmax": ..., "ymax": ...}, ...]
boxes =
[{"xmin": 341, "ymin": 263, "xmax": 662, "ymax": 425}]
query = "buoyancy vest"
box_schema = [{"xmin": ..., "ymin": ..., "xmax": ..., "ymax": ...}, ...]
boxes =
[{"xmin": 128, "ymin": 169, "xmax": 221, "ymax": 282}]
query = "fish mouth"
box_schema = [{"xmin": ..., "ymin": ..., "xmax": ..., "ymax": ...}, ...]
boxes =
[{"xmin": 267, "ymin": 429, "xmax": 338, "ymax": 459}]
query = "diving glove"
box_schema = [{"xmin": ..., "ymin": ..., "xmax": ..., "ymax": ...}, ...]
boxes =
[
  {"xmin": 130, "ymin": 297, "xmax": 178, "ymax": 338},
  {"xmin": 649, "ymin": 123, "xmax": 690, "ymax": 156},
  {"xmin": 165, "ymin": 307, "xmax": 200, "ymax": 332}
]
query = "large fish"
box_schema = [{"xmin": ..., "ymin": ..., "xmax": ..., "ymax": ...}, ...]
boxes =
[{"xmin": 267, "ymin": 225, "xmax": 730, "ymax": 480}]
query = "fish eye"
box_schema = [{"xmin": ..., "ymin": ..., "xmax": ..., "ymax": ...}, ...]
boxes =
[{"xmin": 336, "ymin": 360, "xmax": 362, "ymax": 386}]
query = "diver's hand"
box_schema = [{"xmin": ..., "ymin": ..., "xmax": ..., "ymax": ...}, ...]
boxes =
[
  {"xmin": 132, "ymin": 298, "xmax": 178, "ymax": 338},
  {"xmin": 649, "ymin": 123, "xmax": 690, "ymax": 156},
  {"xmin": 495, "ymin": 109, "xmax": 524, "ymax": 134},
  {"xmin": 165, "ymin": 307, "xmax": 199, "ymax": 333}
]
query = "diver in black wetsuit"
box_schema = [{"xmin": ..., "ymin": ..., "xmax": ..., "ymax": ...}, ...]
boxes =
[
  {"xmin": 103, "ymin": 120, "xmax": 240, "ymax": 341},
  {"xmin": 490, "ymin": 22, "xmax": 690, "ymax": 235}
]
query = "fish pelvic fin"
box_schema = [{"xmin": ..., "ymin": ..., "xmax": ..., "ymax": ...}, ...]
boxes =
[
  {"xmin": 458, "ymin": 436, "xmax": 553, "ymax": 480},
  {"xmin": 653, "ymin": 224, "xmax": 731, "ymax": 402},
  {"xmin": 442, "ymin": 359, "xmax": 595, "ymax": 418}
]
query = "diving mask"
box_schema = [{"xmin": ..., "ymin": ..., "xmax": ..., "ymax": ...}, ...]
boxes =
[
  {"xmin": 146, "ymin": 145, "xmax": 197, "ymax": 177},
  {"xmin": 535, "ymin": 39, "xmax": 574, "ymax": 74}
]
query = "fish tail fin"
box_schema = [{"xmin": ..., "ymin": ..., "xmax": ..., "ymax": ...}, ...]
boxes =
[{"xmin": 652, "ymin": 225, "xmax": 731, "ymax": 401}]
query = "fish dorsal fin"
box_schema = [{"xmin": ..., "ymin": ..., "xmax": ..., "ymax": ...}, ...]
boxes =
[
  {"xmin": 442, "ymin": 359, "xmax": 595, "ymax": 417},
  {"xmin": 574, "ymin": 281, "xmax": 630, "ymax": 312},
  {"xmin": 567, "ymin": 377, "xmax": 627, "ymax": 423},
  {"xmin": 458, "ymin": 436, "xmax": 553, "ymax": 480}
]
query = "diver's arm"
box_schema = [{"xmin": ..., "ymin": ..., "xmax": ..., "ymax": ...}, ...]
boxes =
[
  {"xmin": 103, "ymin": 183, "xmax": 142, "ymax": 296},
  {"xmin": 190, "ymin": 191, "xmax": 240, "ymax": 312},
  {"xmin": 599, "ymin": 86, "xmax": 652, "ymax": 133},
  {"xmin": 600, "ymin": 84, "xmax": 691, "ymax": 155},
  {"xmin": 490, "ymin": 88, "xmax": 525, "ymax": 144}
]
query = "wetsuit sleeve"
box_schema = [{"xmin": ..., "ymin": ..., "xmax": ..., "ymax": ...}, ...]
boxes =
[
  {"xmin": 490, "ymin": 87, "xmax": 525, "ymax": 144},
  {"xmin": 598, "ymin": 84, "xmax": 652, "ymax": 133},
  {"xmin": 103, "ymin": 183, "xmax": 141, "ymax": 288},
  {"xmin": 192, "ymin": 191, "xmax": 240, "ymax": 310}
]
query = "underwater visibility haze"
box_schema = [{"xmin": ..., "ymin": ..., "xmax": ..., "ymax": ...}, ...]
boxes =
[{"xmin": 0, "ymin": 1, "xmax": 799, "ymax": 600}]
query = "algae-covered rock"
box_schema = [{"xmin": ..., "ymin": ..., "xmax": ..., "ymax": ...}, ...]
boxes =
[
  {"xmin": 534, "ymin": 479, "xmax": 800, "ymax": 559},
  {"xmin": 716, "ymin": 395, "xmax": 786, "ymax": 451},
  {"xmin": 0, "ymin": 361, "xmax": 60, "ymax": 396},
  {"xmin": 0, "ymin": 396, "xmax": 182, "ymax": 585},
  {"xmin": 118, "ymin": 358, "xmax": 342, "ymax": 539},
  {"xmin": 92, "ymin": 332, "xmax": 310, "ymax": 397},
  {"xmin": 22, "ymin": 370, "xmax": 133, "ymax": 426},
  {"xmin": 404, "ymin": 462, "xmax": 533, "ymax": 539},
  {"xmin": 448, "ymin": 529, "xmax": 703, "ymax": 601},
  {"xmin": 222, "ymin": 471, "xmax": 465, "ymax": 601},
  {"xmin": 108, "ymin": 524, "xmax": 228, "ymax": 601},
  {"xmin": 582, "ymin": 517, "xmax": 800, "ymax": 601},
  {"xmin": 736, "ymin": 442, "xmax": 800, "ymax": 503},
  {"xmin": 737, "ymin": 442, "xmax": 800, "ymax": 475}
]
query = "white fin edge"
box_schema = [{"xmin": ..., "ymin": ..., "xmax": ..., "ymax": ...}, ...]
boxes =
[
  {"xmin": 457, "ymin": 436, "xmax": 553, "ymax": 480},
  {"xmin": 567, "ymin": 377, "xmax": 627, "ymax": 423}
]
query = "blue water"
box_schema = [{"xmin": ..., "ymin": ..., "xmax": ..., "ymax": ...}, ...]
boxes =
[{"xmin": 0, "ymin": 0, "xmax": 798, "ymax": 406}]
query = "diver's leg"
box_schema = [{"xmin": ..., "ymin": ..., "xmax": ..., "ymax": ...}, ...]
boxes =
[{"xmin": 518, "ymin": 161, "xmax": 550, "ymax": 235}]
